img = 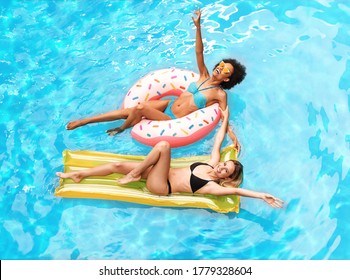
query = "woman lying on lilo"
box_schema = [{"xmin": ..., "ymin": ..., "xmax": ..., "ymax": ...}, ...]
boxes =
[
  {"xmin": 57, "ymin": 108, "xmax": 283, "ymax": 208},
  {"xmin": 66, "ymin": 9, "xmax": 246, "ymax": 151}
]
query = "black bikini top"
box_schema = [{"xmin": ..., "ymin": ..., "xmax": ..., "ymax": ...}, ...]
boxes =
[{"xmin": 190, "ymin": 162, "xmax": 213, "ymax": 193}]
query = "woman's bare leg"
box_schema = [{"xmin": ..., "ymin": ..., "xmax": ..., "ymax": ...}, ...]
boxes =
[
  {"xmin": 67, "ymin": 100, "xmax": 171, "ymax": 131},
  {"xmin": 66, "ymin": 108, "xmax": 132, "ymax": 130},
  {"xmin": 107, "ymin": 101, "xmax": 172, "ymax": 136},
  {"xmin": 57, "ymin": 141, "xmax": 171, "ymax": 194},
  {"xmin": 145, "ymin": 141, "xmax": 171, "ymax": 195},
  {"xmin": 117, "ymin": 141, "xmax": 171, "ymax": 191},
  {"xmin": 56, "ymin": 161, "xmax": 145, "ymax": 183}
]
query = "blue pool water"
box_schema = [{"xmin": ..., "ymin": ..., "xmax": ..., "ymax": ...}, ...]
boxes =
[{"xmin": 1, "ymin": 0, "xmax": 350, "ymax": 260}]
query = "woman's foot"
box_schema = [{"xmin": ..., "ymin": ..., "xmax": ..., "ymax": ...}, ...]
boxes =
[
  {"xmin": 107, "ymin": 127, "xmax": 124, "ymax": 136},
  {"xmin": 117, "ymin": 172, "xmax": 141, "ymax": 184},
  {"xmin": 66, "ymin": 120, "xmax": 86, "ymax": 130},
  {"xmin": 56, "ymin": 172, "xmax": 83, "ymax": 183}
]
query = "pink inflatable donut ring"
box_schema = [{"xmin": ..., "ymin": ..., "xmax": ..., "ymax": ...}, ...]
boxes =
[{"xmin": 122, "ymin": 68, "xmax": 221, "ymax": 147}]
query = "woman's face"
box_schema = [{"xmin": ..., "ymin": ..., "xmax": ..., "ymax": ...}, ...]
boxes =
[
  {"xmin": 214, "ymin": 161, "xmax": 235, "ymax": 178},
  {"xmin": 213, "ymin": 61, "xmax": 234, "ymax": 80}
]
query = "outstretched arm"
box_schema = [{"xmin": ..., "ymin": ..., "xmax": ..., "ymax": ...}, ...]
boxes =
[
  {"xmin": 192, "ymin": 9, "xmax": 209, "ymax": 77},
  {"xmin": 204, "ymin": 182, "xmax": 284, "ymax": 208},
  {"xmin": 232, "ymin": 188, "xmax": 283, "ymax": 208},
  {"xmin": 208, "ymin": 106, "xmax": 229, "ymax": 166}
]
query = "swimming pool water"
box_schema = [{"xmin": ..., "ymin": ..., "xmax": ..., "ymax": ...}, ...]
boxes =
[{"xmin": 1, "ymin": 0, "xmax": 350, "ymax": 259}]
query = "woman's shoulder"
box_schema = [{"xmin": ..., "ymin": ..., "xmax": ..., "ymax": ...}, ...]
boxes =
[{"xmin": 217, "ymin": 87, "xmax": 227, "ymax": 96}]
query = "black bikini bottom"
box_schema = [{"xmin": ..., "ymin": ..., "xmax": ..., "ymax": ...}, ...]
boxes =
[{"xmin": 167, "ymin": 180, "xmax": 172, "ymax": 194}]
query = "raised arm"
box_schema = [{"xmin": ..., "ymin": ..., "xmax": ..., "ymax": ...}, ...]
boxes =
[
  {"xmin": 192, "ymin": 9, "xmax": 209, "ymax": 77},
  {"xmin": 215, "ymin": 93, "xmax": 240, "ymax": 153},
  {"xmin": 208, "ymin": 106, "xmax": 229, "ymax": 166}
]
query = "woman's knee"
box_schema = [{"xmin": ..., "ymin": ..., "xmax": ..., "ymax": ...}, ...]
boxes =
[
  {"xmin": 111, "ymin": 162, "xmax": 122, "ymax": 171},
  {"xmin": 135, "ymin": 103, "xmax": 148, "ymax": 112},
  {"xmin": 155, "ymin": 141, "xmax": 171, "ymax": 151},
  {"xmin": 129, "ymin": 104, "xmax": 143, "ymax": 115}
]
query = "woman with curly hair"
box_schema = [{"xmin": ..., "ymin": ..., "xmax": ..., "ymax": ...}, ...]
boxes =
[{"xmin": 67, "ymin": 9, "xmax": 246, "ymax": 151}]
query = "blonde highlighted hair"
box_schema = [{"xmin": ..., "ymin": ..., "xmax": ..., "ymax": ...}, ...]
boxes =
[{"xmin": 219, "ymin": 160, "xmax": 243, "ymax": 188}]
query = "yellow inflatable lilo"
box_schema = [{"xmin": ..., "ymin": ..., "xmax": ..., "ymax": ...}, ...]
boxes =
[{"xmin": 55, "ymin": 146, "xmax": 240, "ymax": 213}]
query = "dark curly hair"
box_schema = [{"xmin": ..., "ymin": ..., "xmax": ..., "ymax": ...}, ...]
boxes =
[{"xmin": 213, "ymin": 58, "xmax": 246, "ymax": 90}]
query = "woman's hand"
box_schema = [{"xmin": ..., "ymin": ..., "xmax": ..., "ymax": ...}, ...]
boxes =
[
  {"xmin": 192, "ymin": 8, "xmax": 201, "ymax": 28},
  {"xmin": 228, "ymin": 127, "xmax": 241, "ymax": 154},
  {"xmin": 262, "ymin": 193, "xmax": 284, "ymax": 208}
]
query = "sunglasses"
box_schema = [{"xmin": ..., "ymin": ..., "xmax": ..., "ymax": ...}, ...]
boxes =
[{"xmin": 219, "ymin": 61, "xmax": 231, "ymax": 75}]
